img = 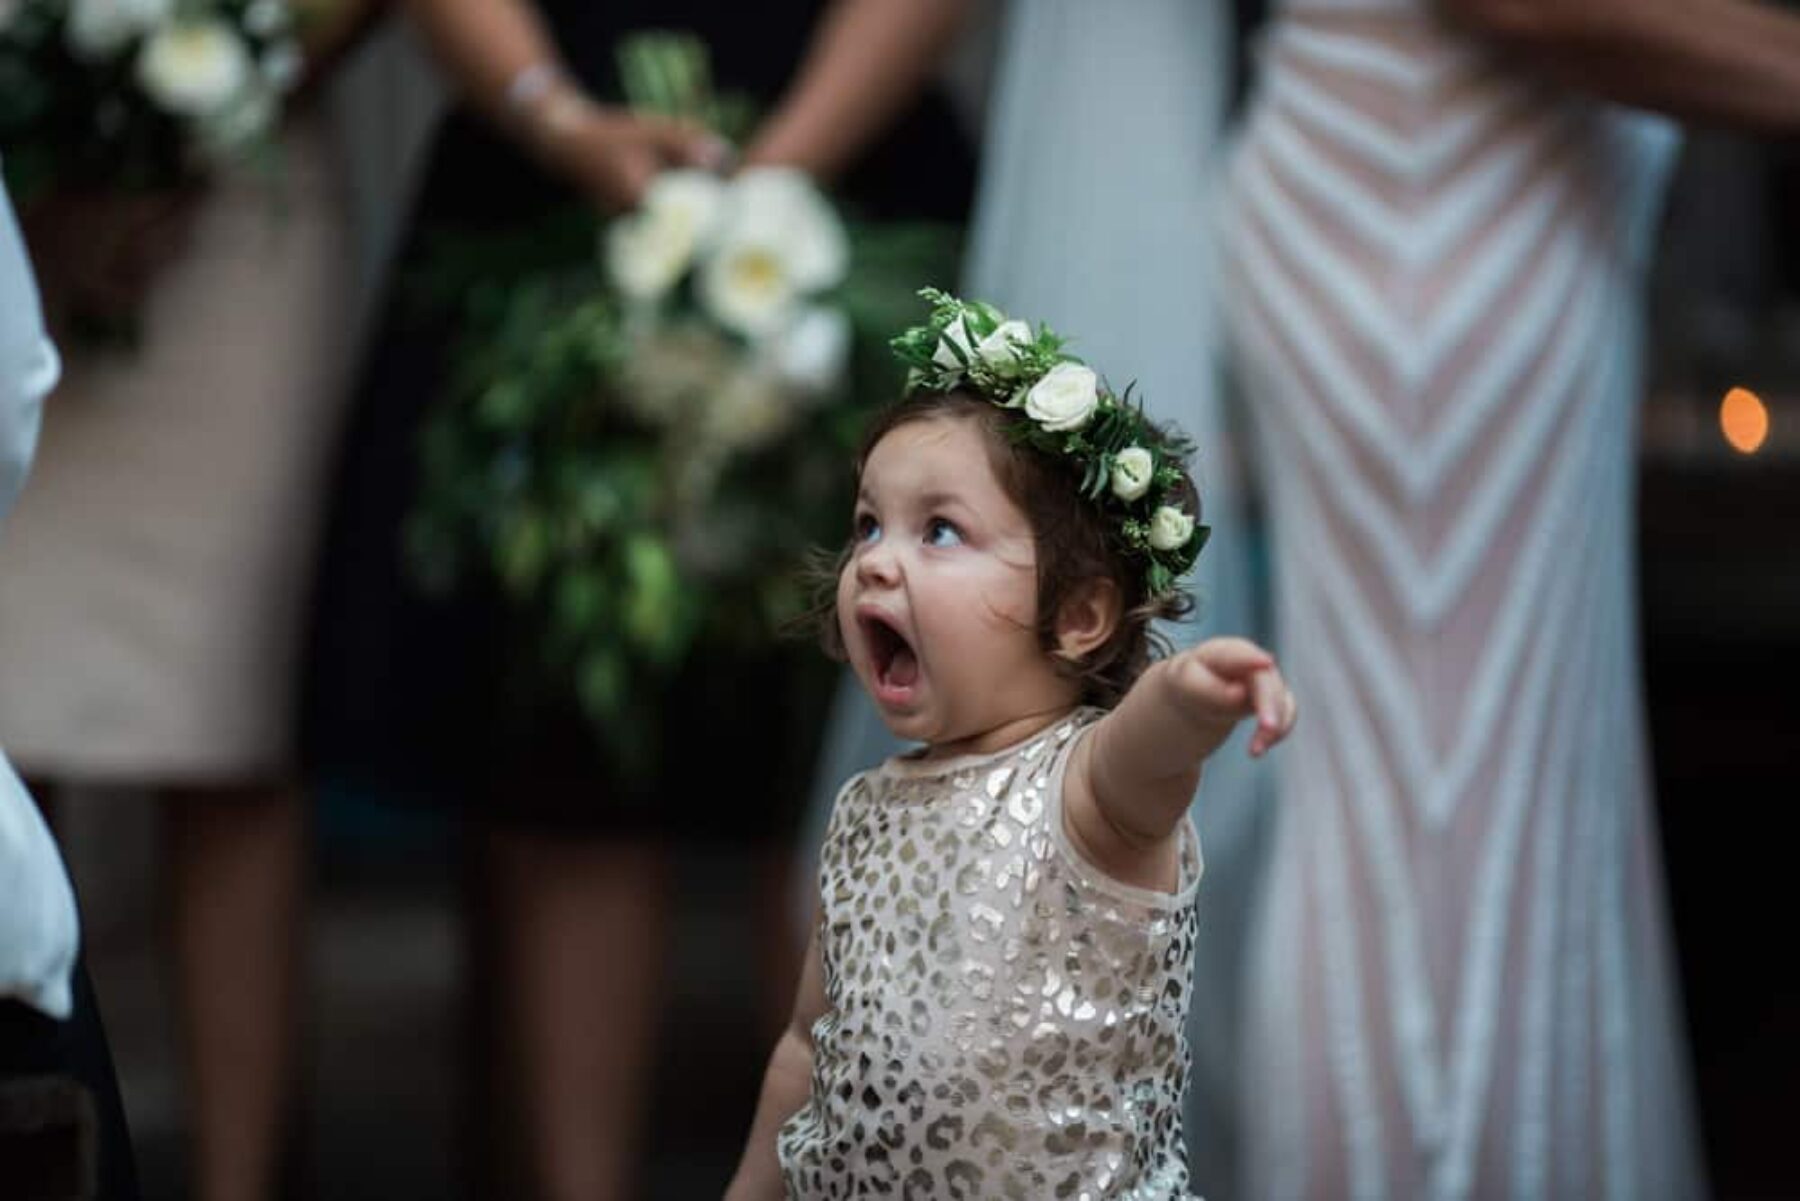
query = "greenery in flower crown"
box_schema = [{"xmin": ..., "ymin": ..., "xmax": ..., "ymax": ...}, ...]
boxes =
[{"xmin": 890, "ymin": 288, "xmax": 1211, "ymax": 599}]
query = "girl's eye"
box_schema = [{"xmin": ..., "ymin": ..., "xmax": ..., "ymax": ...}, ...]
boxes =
[
  {"xmin": 854, "ymin": 512, "xmax": 881, "ymax": 544},
  {"xmin": 924, "ymin": 517, "xmax": 963, "ymax": 548}
]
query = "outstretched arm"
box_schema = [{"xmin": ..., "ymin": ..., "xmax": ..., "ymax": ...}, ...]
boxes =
[
  {"xmin": 725, "ymin": 928, "xmax": 830, "ymax": 1201},
  {"xmin": 1064, "ymin": 639, "xmax": 1295, "ymax": 888},
  {"xmin": 1438, "ymin": 0, "xmax": 1800, "ymax": 133},
  {"xmin": 743, "ymin": 0, "xmax": 972, "ymax": 179}
]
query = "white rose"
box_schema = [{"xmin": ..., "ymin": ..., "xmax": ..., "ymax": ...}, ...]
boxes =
[
  {"xmin": 1023, "ymin": 362, "xmax": 1100, "ymax": 432},
  {"xmin": 698, "ymin": 236, "xmax": 799, "ymax": 337},
  {"xmin": 66, "ymin": 0, "xmax": 173, "ymax": 61},
  {"xmin": 767, "ymin": 306, "xmax": 850, "ymax": 396},
  {"xmin": 0, "ymin": 0, "xmax": 21, "ymax": 35},
  {"xmin": 976, "ymin": 319, "xmax": 1031, "ymax": 377},
  {"xmin": 1111, "ymin": 446, "xmax": 1155, "ymax": 502},
  {"xmin": 257, "ymin": 39, "xmax": 303, "ymax": 93},
  {"xmin": 604, "ymin": 210, "xmax": 694, "ymax": 304},
  {"xmin": 136, "ymin": 19, "xmax": 252, "ymax": 118},
  {"xmin": 1148, "ymin": 505, "xmax": 1197, "ymax": 552},
  {"xmin": 717, "ymin": 167, "xmax": 848, "ymax": 293},
  {"xmin": 642, "ymin": 169, "xmax": 726, "ymax": 253}
]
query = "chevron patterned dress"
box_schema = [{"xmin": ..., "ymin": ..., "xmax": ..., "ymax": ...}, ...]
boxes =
[{"xmin": 1220, "ymin": 3, "xmax": 1703, "ymax": 1198}]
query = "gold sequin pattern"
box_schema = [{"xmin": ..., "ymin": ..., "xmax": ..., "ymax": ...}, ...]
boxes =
[{"xmin": 778, "ymin": 711, "xmax": 1203, "ymax": 1199}]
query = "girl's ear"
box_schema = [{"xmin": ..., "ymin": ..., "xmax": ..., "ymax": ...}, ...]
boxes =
[{"xmin": 1054, "ymin": 578, "xmax": 1123, "ymax": 662}]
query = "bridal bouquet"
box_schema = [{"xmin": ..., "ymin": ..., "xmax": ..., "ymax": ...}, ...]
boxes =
[
  {"xmin": 407, "ymin": 164, "xmax": 956, "ymax": 772},
  {"xmin": 0, "ymin": 0, "xmax": 302, "ymax": 202}
]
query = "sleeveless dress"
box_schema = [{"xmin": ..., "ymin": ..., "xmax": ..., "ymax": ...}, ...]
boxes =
[
  {"xmin": 300, "ymin": 1, "xmax": 974, "ymax": 837},
  {"xmin": 780, "ymin": 710, "xmax": 1204, "ymax": 1199},
  {"xmin": 1219, "ymin": 1, "xmax": 1701, "ymax": 1196}
]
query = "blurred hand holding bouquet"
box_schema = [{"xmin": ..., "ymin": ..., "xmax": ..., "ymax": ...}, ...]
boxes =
[{"xmin": 407, "ymin": 36, "xmax": 957, "ymax": 774}]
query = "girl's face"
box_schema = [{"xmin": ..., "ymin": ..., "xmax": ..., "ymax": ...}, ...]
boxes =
[{"xmin": 838, "ymin": 416, "xmax": 1080, "ymax": 755}]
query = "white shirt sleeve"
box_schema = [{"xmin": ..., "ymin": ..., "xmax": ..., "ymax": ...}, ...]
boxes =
[
  {"xmin": 0, "ymin": 168, "xmax": 79, "ymax": 1021},
  {"xmin": 1, "ymin": 168, "xmax": 60, "ymax": 523}
]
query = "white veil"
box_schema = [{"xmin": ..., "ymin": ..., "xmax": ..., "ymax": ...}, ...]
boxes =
[{"xmin": 799, "ymin": 3, "xmax": 1270, "ymax": 1193}]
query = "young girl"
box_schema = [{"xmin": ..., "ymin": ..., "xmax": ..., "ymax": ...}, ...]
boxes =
[{"xmin": 727, "ymin": 291, "xmax": 1297, "ymax": 1199}]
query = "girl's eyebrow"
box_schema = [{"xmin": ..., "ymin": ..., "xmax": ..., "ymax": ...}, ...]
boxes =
[{"xmin": 915, "ymin": 489, "xmax": 970, "ymax": 512}]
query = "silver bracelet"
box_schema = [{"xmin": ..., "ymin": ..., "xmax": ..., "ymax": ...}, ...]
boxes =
[{"xmin": 503, "ymin": 61, "xmax": 560, "ymax": 114}]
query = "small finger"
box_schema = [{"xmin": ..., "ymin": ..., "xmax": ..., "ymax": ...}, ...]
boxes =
[{"xmin": 1191, "ymin": 637, "xmax": 1275, "ymax": 682}]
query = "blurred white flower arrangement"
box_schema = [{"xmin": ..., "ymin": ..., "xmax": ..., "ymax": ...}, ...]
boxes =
[
  {"xmin": 0, "ymin": 0, "xmax": 302, "ymax": 201},
  {"xmin": 405, "ymin": 33, "xmax": 959, "ymax": 774}
]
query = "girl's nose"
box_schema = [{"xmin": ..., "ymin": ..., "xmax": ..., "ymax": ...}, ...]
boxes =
[{"xmin": 856, "ymin": 542, "xmax": 900, "ymax": 587}]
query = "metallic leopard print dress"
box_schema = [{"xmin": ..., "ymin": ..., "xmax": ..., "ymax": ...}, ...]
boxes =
[{"xmin": 779, "ymin": 709, "xmax": 1205, "ymax": 1199}]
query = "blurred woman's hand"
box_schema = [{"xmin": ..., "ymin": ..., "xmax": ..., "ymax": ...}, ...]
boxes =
[{"xmin": 521, "ymin": 96, "xmax": 729, "ymax": 213}]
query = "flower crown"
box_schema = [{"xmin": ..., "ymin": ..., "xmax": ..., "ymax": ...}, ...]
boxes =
[{"xmin": 890, "ymin": 288, "xmax": 1210, "ymax": 600}]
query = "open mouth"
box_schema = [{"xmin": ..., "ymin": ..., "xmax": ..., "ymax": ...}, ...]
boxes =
[{"xmin": 859, "ymin": 610, "xmax": 920, "ymax": 695}]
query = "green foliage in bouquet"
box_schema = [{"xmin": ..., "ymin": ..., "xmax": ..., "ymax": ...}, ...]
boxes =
[{"xmin": 403, "ymin": 31, "xmax": 958, "ymax": 780}]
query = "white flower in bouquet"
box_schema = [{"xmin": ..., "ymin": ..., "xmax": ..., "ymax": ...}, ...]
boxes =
[
  {"xmin": 258, "ymin": 40, "xmax": 304, "ymax": 93},
  {"xmin": 136, "ymin": 18, "xmax": 253, "ymax": 118},
  {"xmin": 1023, "ymin": 361, "xmax": 1100, "ymax": 432},
  {"xmin": 715, "ymin": 167, "xmax": 848, "ymax": 293},
  {"xmin": 767, "ymin": 305, "xmax": 850, "ymax": 396},
  {"xmin": 642, "ymin": 169, "xmax": 726, "ymax": 253},
  {"xmin": 0, "ymin": 0, "xmax": 21, "ymax": 35},
  {"xmin": 617, "ymin": 323, "xmax": 735, "ymax": 425},
  {"xmin": 242, "ymin": 0, "xmax": 291, "ymax": 38},
  {"xmin": 605, "ymin": 170, "xmax": 726, "ymax": 304},
  {"xmin": 698, "ymin": 236, "xmax": 801, "ymax": 337},
  {"xmin": 606, "ymin": 212, "xmax": 694, "ymax": 304},
  {"xmin": 702, "ymin": 368, "xmax": 796, "ymax": 452},
  {"xmin": 1148, "ymin": 505, "xmax": 1197, "ymax": 551},
  {"xmin": 1110, "ymin": 446, "xmax": 1155, "ymax": 502},
  {"xmin": 933, "ymin": 316, "xmax": 1030, "ymax": 378},
  {"xmin": 66, "ymin": 0, "xmax": 173, "ymax": 61}
]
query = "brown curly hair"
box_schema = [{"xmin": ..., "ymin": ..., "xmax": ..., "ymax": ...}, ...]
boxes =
[{"xmin": 814, "ymin": 390, "xmax": 1198, "ymax": 708}]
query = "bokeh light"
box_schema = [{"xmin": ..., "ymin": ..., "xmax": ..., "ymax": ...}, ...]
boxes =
[{"xmin": 1720, "ymin": 387, "xmax": 1770, "ymax": 455}]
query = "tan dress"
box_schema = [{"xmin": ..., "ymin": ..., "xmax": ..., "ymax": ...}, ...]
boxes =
[
  {"xmin": 780, "ymin": 710, "xmax": 1205, "ymax": 1199},
  {"xmin": 0, "ymin": 116, "xmax": 352, "ymax": 783}
]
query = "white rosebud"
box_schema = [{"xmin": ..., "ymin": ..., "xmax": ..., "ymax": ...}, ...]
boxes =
[
  {"xmin": 257, "ymin": 39, "xmax": 303, "ymax": 92},
  {"xmin": 604, "ymin": 210, "xmax": 695, "ymax": 304},
  {"xmin": 1023, "ymin": 362, "xmax": 1100, "ymax": 432},
  {"xmin": 136, "ymin": 19, "xmax": 252, "ymax": 118},
  {"xmin": 767, "ymin": 305, "xmax": 850, "ymax": 396},
  {"xmin": 0, "ymin": 0, "xmax": 21, "ymax": 35},
  {"xmin": 641, "ymin": 168, "xmax": 726, "ymax": 253},
  {"xmin": 66, "ymin": 0, "xmax": 173, "ymax": 61},
  {"xmin": 976, "ymin": 319, "xmax": 1031, "ymax": 377},
  {"xmin": 716, "ymin": 167, "xmax": 848, "ymax": 293},
  {"xmin": 698, "ymin": 235, "xmax": 799, "ymax": 337},
  {"xmin": 1111, "ymin": 446, "xmax": 1155, "ymax": 502},
  {"xmin": 931, "ymin": 316, "xmax": 977, "ymax": 374},
  {"xmin": 1148, "ymin": 505, "xmax": 1197, "ymax": 552}
]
